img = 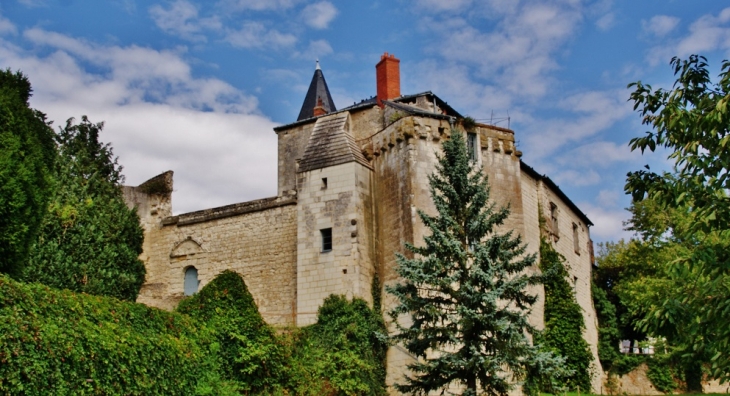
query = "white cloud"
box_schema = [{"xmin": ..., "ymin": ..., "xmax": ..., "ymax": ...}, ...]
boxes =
[
  {"xmin": 596, "ymin": 12, "xmax": 615, "ymax": 31},
  {"xmin": 149, "ymin": 0, "xmax": 221, "ymax": 42},
  {"xmin": 558, "ymin": 141, "xmax": 638, "ymax": 169},
  {"xmin": 581, "ymin": 203, "xmax": 632, "ymax": 242},
  {"xmin": 293, "ymin": 39, "xmax": 333, "ymax": 60},
  {"xmin": 641, "ymin": 15, "xmax": 680, "ymax": 37},
  {"xmin": 596, "ymin": 189, "xmax": 621, "ymax": 208},
  {"xmin": 0, "ymin": 28, "xmax": 278, "ymax": 214},
  {"xmin": 521, "ymin": 90, "xmax": 632, "ymax": 160},
  {"xmin": 551, "ymin": 169, "xmax": 601, "ymax": 187},
  {"xmin": 301, "ymin": 1, "xmax": 338, "ymax": 29},
  {"xmin": 415, "ymin": 0, "xmax": 473, "ymax": 13},
  {"xmin": 225, "ymin": 21, "xmax": 297, "ymax": 49},
  {"xmin": 218, "ymin": 0, "xmax": 301, "ymax": 12},
  {"xmin": 0, "ymin": 14, "xmax": 17, "ymax": 36},
  {"xmin": 647, "ymin": 8, "xmax": 730, "ymax": 65}
]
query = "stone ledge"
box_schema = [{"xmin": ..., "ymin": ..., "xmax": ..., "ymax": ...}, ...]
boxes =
[{"xmin": 162, "ymin": 196, "xmax": 297, "ymax": 227}]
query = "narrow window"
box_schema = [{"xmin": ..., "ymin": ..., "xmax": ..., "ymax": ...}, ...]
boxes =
[
  {"xmin": 321, "ymin": 177, "xmax": 328, "ymax": 189},
  {"xmin": 467, "ymin": 132, "xmax": 478, "ymax": 162},
  {"xmin": 549, "ymin": 202, "xmax": 559, "ymax": 241},
  {"xmin": 184, "ymin": 266, "xmax": 199, "ymax": 296},
  {"xmin": 573, "ymin": 223, "xmax": 580, "ymax": 254},
  {"xmin": 321, "ymin": 228, "xmax": 332, "ymax": 252}
]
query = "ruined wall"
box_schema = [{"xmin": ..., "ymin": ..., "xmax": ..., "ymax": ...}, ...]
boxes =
[
  {"xmin": 276, "ymin": 122, "xmax": 315, "ymax": 196},
  {"xmin": 296, "ymin": 161, "xmax": 375, "ymax": 325},
  {"xmin": 135, "ymin": 197, "xmax": 298, "ymax": 326}
]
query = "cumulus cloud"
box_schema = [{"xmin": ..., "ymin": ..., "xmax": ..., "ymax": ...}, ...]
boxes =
[
  {"xmin": 218, "ymin": 0, "xmax": 302, "ymax": 12},
  {"xmin": 149, "ymin": 0, "xmax": 221, "ymax": 42},
  {"xmin": 641, "ymin": 15, "xmax": 680, "ymax": 37},
  {"xmin": 596, "ymin": 12, "xmax": 615, "ymax": 31},
  {"xmin": 225, "ymin": 21, "xmax": 297, "ymax": 49},
  {"xmin": 647, "ymin": 8, "xmax": 730, "ymax": 65},
  {"xmin": 0, "ymin": 28, "xmax": 278, "ymax": 214},
  {"xmin": 293, "ymin": 39, "xmax": 333, "ymax": 60},
  {"xmin": 0, "ymin": 14, "xmax": 17, "ymax": 36},
  {"xmin": 580, "ymin": 203, "xmax": 632, "ymax": 242},
  {"xmin": 301, "ymin": 1, "xmax": 338, "ymax": 29}
]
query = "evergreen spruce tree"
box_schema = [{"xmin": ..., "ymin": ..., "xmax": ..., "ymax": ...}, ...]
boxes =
[
  {"xmin": 387, "ymin": 131, "xmax": 564, "ymax": 396},
  {"xmin": 23, "ymin": 116, "xmax": 145, "ymax": 301}
]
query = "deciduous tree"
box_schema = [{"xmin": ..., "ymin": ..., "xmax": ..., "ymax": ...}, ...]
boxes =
[
  {"xmin": 626, "ymin": 55, "xmax": 730, "ymax": 382},
  {"xmin": 23, "ymin": 116, "xmax": 145, "ymax": 301}
]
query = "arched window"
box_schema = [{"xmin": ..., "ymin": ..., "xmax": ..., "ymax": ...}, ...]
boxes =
[{"xmin": 184, "ymin": 266, "xmax": 199, "ymax": 296}]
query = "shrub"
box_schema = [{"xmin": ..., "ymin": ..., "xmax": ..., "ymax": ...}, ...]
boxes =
[
  {"xmin": 0, "ymin": 274, "xmax": 235, "ymax": 395},
  {"xmin": 177, "ymin": 270, "xmax": 287, "ymax": 393}
]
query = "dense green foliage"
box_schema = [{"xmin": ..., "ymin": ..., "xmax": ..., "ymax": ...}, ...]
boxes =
[
  {"xmin": 177, "ymin": 270, "xmax": 286, "ymax": 394},
  {"xmin": 0, "ymin": 69, "xmax": 56, "ymax": 277},
  {"xmin": 593, "ymin": 199, "xmax": 717, "ymax": 391},
  {"xmin": 539, "ymin": 239, "xmax": 593, "ymax": 391},
  {"xmin": 287, "ymin": 295, "xmax": 388, "ymax": 396},
  {"xmin": 0, "ymin": 273, "xmax": 238, "ymax": 395},
  {"xmin": 0, "ymin": 269, "xmax": 387, "ymax": 395},
  {"xmin": 626, "ymin": 55, "xmax": 730, "ymax": 381},
  {"xmin": 591, "ymin": 281, "xmax": 620, "ymax": 373},
  {"xmin": 387, "ymin": 131, "xmax": 563, "ymax": 396},
  {"xmin": 23, "ymin": 116, "xmax": 145, "ymax": 301}
]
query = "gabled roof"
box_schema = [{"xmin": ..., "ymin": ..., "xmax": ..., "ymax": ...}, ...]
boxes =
[
  {"xmin": 298, "ymin": 112, "xmax": 372, "ymax": 173},
  {"xmin": 297, "ymin": 62, "xmax": 336, "ymax": 121}
]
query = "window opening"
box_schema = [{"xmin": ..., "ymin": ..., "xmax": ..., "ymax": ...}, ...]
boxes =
[
  {"xmin": 184, "ymin": 266, "xmax": 199, "ymax": 296},
  {"xmin": 467, "ymin": 132, "xmax": 478, "ymax": 162},
  {"xmin": 321, "ymin": 228, "xmax": 332, "ymax": 252},
  {"xmin": 573, "ymin": 223, "xmax": 580, "ymax": 254},
  {"xmin": 549, "ymin": 202, "xmax": 559, "ymax": 241},
  {"xmin": 321, "ymin": 177, "xmax": 328, "ymax": 189}
]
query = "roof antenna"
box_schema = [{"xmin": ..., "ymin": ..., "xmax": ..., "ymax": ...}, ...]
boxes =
[{"xmin": 315, "ymin": 59, "xmax": 320, "ymax": 70}]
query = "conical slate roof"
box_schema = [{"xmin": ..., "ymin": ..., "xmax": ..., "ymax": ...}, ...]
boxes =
[
  {"xmin": 298, "ymin": 112, "xmax": 371, "ymax": 173},
  {"xmin": 297, "ymin": 61, "xmax": 336, "ymax": 121}
]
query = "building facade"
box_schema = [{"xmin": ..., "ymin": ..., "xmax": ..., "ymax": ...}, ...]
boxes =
[{"xmin": 123, "ymin": 53, "xmax": 604, "ymax": 392}]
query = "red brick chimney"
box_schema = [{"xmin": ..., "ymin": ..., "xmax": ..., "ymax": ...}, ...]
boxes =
[
  {"xmin": 376, "ymin": 52, "xmax": 400, "ymax": 108},
  {"xmin": 313, "ymin": 96, "xmax": 326, "ymax": 117}
]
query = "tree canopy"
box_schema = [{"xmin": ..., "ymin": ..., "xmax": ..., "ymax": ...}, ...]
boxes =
[
  {"xmin": 23, "ymin": 116, "xmax": 145, "ymax": 301},
  {"xmin": 387, "ymin": 131, "xmax": 563, "ymax": 396},
  {"xmin": 625, "ymin": 55, "xmax": 730, "ymax": 382},
  {"xmin": 0, "ymin": 69, "xmax": 56, "ymax": 277}
]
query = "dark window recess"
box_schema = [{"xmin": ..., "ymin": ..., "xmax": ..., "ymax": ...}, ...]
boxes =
[
  {"xmin": 321, "ymin": 177, "xmax": 328, "ymax": 189},
  {"xmin": 550, "ymin": 202, "xmax": 559, "ymax": 242},
  {"xmin": 321, "ymin": 228, "xmax": 332, "ymax": 252},
  {"xmin": 467, "ymin": 132, "xmax": 478, "ymax": 162}
]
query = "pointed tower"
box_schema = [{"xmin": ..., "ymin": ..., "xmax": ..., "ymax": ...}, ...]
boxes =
[{"xmin": 297, "ymin": 60, "xmax": 337, "ymax": 121}]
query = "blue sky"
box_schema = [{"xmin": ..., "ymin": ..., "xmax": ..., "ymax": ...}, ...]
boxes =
[{"xmin": 2, "ymin": 0, "xmax": 729, "ymax": 243}]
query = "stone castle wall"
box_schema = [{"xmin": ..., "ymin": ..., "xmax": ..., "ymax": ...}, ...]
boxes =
[{"xmin": 131, "ymin": 189, "xmax": 298, "ymax": 326}]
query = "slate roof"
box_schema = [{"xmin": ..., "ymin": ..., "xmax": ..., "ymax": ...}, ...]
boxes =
[
  {"xmin": 298, "ymin": 112, "xmax": 372, "ymax": 173},
  {"xmin": 297, "ymin": 65, "xmax": 336, "ymax": 121}
]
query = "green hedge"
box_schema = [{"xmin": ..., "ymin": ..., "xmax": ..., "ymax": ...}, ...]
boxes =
[{"xmin": 0, "ymin": 274, "xmax": 234, "ymax": 395}]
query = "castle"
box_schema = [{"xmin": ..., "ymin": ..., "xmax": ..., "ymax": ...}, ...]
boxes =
[{"xmin": 123, "ymin": 53, "xmax": 604, "ymax": 392}]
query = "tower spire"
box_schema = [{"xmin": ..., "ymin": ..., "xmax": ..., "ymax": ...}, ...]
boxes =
[{"xmin": 297, "ymin": 61, "xmax": 336, "ymax": 121}]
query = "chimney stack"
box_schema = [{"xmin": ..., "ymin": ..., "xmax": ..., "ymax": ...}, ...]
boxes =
[
  {"xmin": 313, "ymin": 96, "xmax": 326, "ymax": 117},
  {"xmin": 376, "ymin": 52, "xmax": 400, "ymax": 108}
]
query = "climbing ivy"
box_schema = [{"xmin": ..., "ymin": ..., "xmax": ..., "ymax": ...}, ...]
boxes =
[{"xmin": 539, "ymin": 238, "xmax": 593, "ymax": 392}]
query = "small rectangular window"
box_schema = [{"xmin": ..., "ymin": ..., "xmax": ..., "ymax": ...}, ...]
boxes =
[
  {"xmin": 321, "ymin": 228, "xmax": 332, "ymax": 252},
  {"xmin": 573, "ymin": 223, "xmax": 580, "ymax": 254},
  {"xmin": 467, "ymin": 132, "xmax": 478, "ymax": 162},
  {"xmin": 549, "ymin": 202, "xmax": 559, "ymax": 241},
  {"xmin": 321, "ymin": 177, "xmax": 328, "ymax": 189}
]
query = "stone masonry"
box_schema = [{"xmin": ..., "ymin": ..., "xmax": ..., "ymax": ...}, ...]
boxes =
[{"xmin": 124, "ymin": 53, "xmax": 604, "ymax": 394}]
